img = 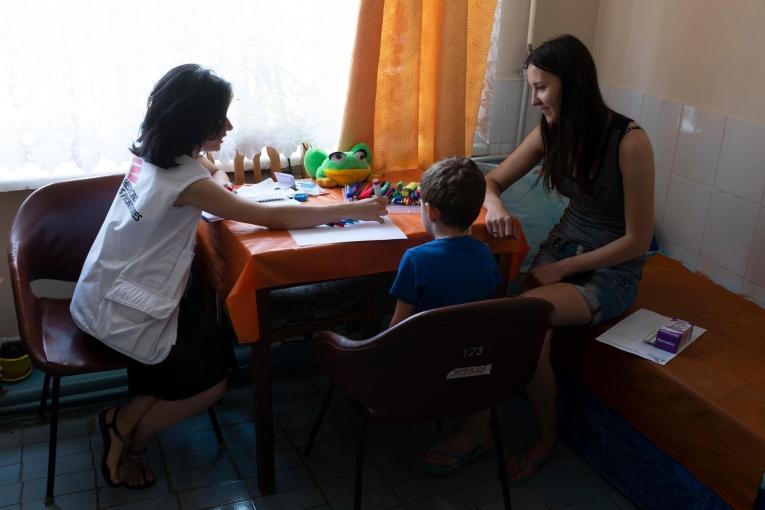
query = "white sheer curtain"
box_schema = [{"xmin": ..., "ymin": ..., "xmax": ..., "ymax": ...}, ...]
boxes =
[
  {"xmin": 0, "ymin": 0, "xmax": 359, "ymax": 191},
  {"xmin": 474, "ymin": 0, "xmax": 503, "ymax": 146}
]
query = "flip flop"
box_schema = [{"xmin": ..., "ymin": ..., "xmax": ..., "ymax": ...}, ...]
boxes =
[
  {"xmin": 98, "ymin": 407, "xmax": 131, "ymax": 488},
  {"xmin": 123, "ymin": 448, "xmax": 157, "ymax": 490},
  {"xmin": 505, "ymin": 450, "xmax": 553, "ymax": 487},
  {"xmin": 416, "ymin": 438, "xmax": 494, "ymax": 476}
]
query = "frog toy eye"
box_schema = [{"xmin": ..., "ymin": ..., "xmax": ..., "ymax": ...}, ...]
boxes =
[
  {"xmin": 353, "ymin": 149, "xmax": 368, "ymax": 160},
  {"xmin": 328, "ymin": 151, "xmax": 346, "ymax": 162}
]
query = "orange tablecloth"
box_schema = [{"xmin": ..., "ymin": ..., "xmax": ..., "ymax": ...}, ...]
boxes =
[{"xmin": 196, "ymin": 171, "xmax": 529, "ymax": 342}]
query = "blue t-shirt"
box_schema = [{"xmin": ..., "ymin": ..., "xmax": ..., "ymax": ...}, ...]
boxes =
[{"xmin": 390, "ymin": 236, "xmax": 502, "ymax": 313}]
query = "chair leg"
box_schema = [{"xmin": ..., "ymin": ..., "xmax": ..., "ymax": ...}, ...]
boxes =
[
  {"xmin": 208, "ymin": 407, "xmax": 225, "ymax": 446},
  {"xmin": 490, "ymin": 406, "xmax": 512, "ymax": 510},
  {"xmin": 45, "ymin": 376, "xmax": 61, "ymax": 507},
  {"xmin": 354, "ymin": 415, "xmax": 368, "ymax": 510},
  {"xmin": 38, "ymin": 373, "xmax": 51, "ymax": 419},
  {"xmin": 303, "ymin": 382, "xmax": 335, "ymax": 457}
]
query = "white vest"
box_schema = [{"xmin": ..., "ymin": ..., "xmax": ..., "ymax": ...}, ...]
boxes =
[{"xmin": 71, "ymin": 155, "xmax": 210, "ymax": 364}]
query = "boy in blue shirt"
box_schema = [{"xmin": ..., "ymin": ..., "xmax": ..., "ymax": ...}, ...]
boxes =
[{"xmin": 389, "ymin": 156, "xmax": 502, "ymax": 474}]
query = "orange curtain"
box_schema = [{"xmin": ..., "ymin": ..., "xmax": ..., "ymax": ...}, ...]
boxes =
[{"xmin": 338, "ymin": 0, "xmax": 497, "ymax": 173}]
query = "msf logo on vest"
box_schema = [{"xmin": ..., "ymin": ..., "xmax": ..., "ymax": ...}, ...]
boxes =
[
  {"xmin": 128, "ymin": 158, "xmax": 142, "ymax": 184},
  {"xmin": 119, "ymin": 157, "xmax": 144, "ymax": 221}
]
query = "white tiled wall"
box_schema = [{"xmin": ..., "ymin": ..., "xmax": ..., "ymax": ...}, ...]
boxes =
[
  {"xmin": 609, "ymin": 84, "xmax": 765, "ymax": 306},
  {"xmin": 479, "ymin": 79, "xmax": 765, "ymax": 308},
  {"xmin": 474, "ymin": 79, "xmax": 539, "ymax": 157}
]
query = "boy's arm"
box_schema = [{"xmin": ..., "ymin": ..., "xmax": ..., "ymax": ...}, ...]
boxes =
[{"xmin": 389, "ymin": 300, "xmax": 415, "ymax": 328}]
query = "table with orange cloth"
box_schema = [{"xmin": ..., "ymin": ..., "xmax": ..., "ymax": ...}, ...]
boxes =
[{"xmin": 195, "ymin": 170, "xmax": 529, "ymax": 493}]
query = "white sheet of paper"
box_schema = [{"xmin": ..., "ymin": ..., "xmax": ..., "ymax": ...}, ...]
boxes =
[
  {"xmin": 273, "ymin": 171, "xmax": 296, "ymax": 188},
  {"xmin": 201, "ymin": 211, "xmax": 223, "ymax": 222},
  {"xmin": 595, "ymin": 308, "xmax": 706, "ymax": 365},
  {"xmin": 237, "ymin": 179, "xmax": 294, "ymax": 202},
  {"xmin": 288, "ymin": 216, "xmax": 407, "ymax": 246}
]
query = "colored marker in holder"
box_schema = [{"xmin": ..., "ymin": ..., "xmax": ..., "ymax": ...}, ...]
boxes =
[{"xmin": 344, "ymin": 180, "xmax": 421, "ymax": 206}]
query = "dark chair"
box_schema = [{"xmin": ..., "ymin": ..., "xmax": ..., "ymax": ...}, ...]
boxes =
[
  {"xmin": 303, "ymin": 296, "xmax": 554, "ymax": 510},
  {"xmin": 7, "ymin": 174, "xmax": 225, "ymax": 506}
]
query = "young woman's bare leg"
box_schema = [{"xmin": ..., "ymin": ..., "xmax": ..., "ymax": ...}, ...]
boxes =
[
  {"xmin": 120, "ymin": 380, "xmax": 227, "ymax": 487},
  {"xmin": 103, "ymin": 395, "xmax": 158, "ymax": 485},
  {"xmin": 507, "ymin": 283, "xmax": 590, "ymax": 480}
]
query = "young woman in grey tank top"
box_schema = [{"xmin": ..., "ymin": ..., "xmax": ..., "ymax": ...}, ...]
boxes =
[{"xmin": 420, "ymin": 35, "xmax": 655, "ymax": 484}]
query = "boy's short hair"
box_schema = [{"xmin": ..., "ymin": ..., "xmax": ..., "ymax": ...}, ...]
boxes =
[{"xmin": 420, "ymin": 157, "xmax": 486, "ymax": 230}]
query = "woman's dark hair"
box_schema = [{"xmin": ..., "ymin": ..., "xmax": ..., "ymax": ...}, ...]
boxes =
[
  {"xmin": 525, "ymin": 34, "xmax": 611, "ymax": 195},
  {"xmin": 130, "ymin": 64, "xmax": 232, "ymax": 169}
]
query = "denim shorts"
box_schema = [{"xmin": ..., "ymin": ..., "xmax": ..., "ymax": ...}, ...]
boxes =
[{"xmin": 530, "ymin": 235, "xmax": 643, "ymax": 325}]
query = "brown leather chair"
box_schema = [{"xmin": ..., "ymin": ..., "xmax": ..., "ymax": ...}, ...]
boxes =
[
  {"xmin": 7, "ymin": 174, "xmax": 225, "ymax": 505},
  {"xmin": 303, "ymin": 296, "xmax": 554, "ymax": 510}
]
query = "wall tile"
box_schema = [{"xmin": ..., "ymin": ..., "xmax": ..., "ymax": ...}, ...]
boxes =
[
  {"xmin": 745, "ymin": 207, "xmax": 765, "ymax": 287},
  {"xmin": 609, "ymin": 87, "xmax": 643, "ymax": 121},
  {"xmin": 501, "ymin": 80, "xmax": 523, "ymax": 145},
  {"xmin": 662, "ymin": 174, "xmax": 713, "ymax": 254},
  {"xmin": 653, "ymin": 166, "xmax": 671, "ymax": 236},
  {"xmin": 472, "ymin": 143, "xmax": 489, "ymax": 157},
  {"xmin": 488, "ymin": 80, "xmax": 507, "ymax": 144},
  {"xmin": 701, "ymin": 191, "xmax": 758, "ymax": 275},
  {"xmin": 640, "ymin": 96, "xmax": 682, "ymax": 170},
  {"xmin": 674, "ymin": 106, "xmax": 726, "ymax": 186},
  {"xmin": 658, "ymin": 236, "xmax": 700, "ymax": 271},
  {"xmin": 742, "ymin": 281, "xmax": 765, "ymax": 308},
  {"xmin": 714, "ymin": 116, "xmax": 765, "ymax": 203},
  {"xmin": 523, "ymin": 104, "xmax": 541, "ymax": 140},
  {"xmin": 699, "ymin": 258, "xmax": 744, "ymax": 293}
]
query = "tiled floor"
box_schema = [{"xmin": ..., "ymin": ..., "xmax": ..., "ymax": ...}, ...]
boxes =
[{"xmin": 0, "ymin": 368, "xmax": 639, "ymax": 509}]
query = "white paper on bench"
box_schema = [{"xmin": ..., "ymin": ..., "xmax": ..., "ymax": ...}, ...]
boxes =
[
  {"xmin": 595, "ymin": 308, "xmax": 706, "ymax": 365},
  {"xmin": 288, "ymin": 216, "xmax": 407, "ymax": 246}
]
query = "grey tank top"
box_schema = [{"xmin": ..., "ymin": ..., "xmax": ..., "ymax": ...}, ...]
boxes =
[{"xmin": 549, "ymin": 113, "xmax": 645, "ymax": 266}]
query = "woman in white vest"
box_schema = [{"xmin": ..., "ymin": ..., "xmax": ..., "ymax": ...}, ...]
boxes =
[{"xmin": 70, "ymin": 64, "xmax": 387, "ymax": 489}]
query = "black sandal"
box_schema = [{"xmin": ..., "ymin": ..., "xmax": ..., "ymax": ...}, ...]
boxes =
[
  {"xmin": 98, "ymin": 407, "xmax": 131, "ymax": 488},
  {"xmin": 123, "ymin": 448, "xmax": 156, "ymax": 490}
]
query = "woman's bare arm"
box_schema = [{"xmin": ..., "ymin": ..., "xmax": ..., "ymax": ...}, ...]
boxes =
[
  {"xmin": 176, "ymin": 178, "xmax": 388, "ymax": 230},
  {"xmin": 484, "ymin": 127, "xmax": 545, "ymax": 238}
]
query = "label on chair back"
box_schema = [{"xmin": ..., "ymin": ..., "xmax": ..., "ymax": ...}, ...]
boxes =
[{"xmin": 446, "ymin": 364, "xmax": 492, "ymax": 379}]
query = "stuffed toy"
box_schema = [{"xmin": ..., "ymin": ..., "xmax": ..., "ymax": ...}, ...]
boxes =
[{"xmin": 304, "ymin": 142, "xmax": 372, "ymax": 188}]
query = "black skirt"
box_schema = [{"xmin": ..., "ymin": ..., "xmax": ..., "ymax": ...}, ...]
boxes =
[{"xmin": 126, "ymin": 297, "xmax": 237, "ymax": 401}]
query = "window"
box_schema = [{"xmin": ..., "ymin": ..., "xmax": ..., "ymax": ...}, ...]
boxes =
[{"xmin": 0, "ymin": 0, "xmax": 360, "ymax": 191}]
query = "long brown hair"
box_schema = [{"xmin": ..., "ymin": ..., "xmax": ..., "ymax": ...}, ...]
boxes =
[{"xmin": 525, "ymin": 35, "xmax": 612, "ymax": 195}]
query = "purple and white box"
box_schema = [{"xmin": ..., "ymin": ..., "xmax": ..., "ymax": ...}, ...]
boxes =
[{"xmin": 654, "ymin": 318, "xmax": 694, "ymax": 354}]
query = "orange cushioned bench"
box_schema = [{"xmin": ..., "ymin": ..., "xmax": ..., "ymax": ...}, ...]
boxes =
[{"xmin": 551, "ymin": 254, "xmax": 765, "ymax": 510}]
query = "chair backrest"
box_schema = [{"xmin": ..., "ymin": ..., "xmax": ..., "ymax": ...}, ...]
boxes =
[
  {"xmin": 7, "ymin": 174, "xmax": 122, "ymax": 349},
  {"xmin": 313, "ymin": 297, "xmax": 554, "ymax": 422}
]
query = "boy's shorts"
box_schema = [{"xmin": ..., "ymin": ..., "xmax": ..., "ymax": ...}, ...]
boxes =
[{"xmin": 530, "ymin": 234, "xmax": 643, "ymax": 325}]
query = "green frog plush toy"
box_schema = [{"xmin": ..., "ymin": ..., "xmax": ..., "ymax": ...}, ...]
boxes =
[{"xmin": 304, "ymin": 142, "xmax": 372, "ymax": 188}]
